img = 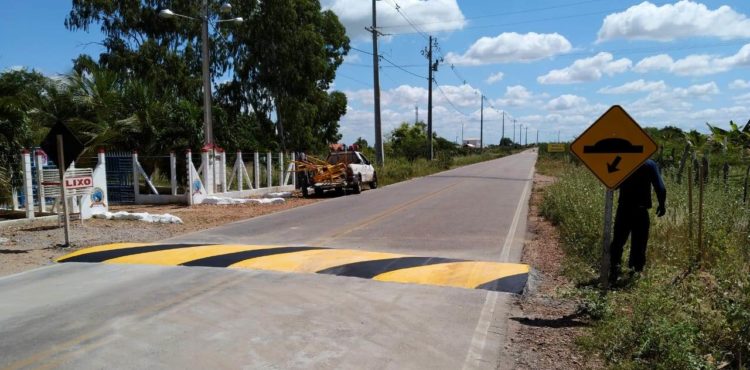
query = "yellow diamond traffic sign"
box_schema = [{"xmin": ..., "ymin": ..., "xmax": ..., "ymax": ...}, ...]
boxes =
[{"xmin": 570, "ymin": 105, "xmax": 657, "ymax": 189}]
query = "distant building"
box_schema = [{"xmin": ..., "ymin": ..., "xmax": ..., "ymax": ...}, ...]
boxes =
[{"xmin": 462, "ymin": 138, "xmax": 480, "ymax": 148}]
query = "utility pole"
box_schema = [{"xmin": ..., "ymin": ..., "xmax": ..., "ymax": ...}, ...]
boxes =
[
  {"xmin": 415, "ymin": 105, "xmax": 419, "ymax": 124},
  {"xmin": 525, "ymin": 126, "xmax": 528, "ymax": 146},
  {"xmin": 513, "ymin": 119, "xmax": 516, "ymax": 145},
  {"xmin": 558, "ymin": 130, "xmax": 561, "ymax": 143},
  {"xmin": 422, "ymin": 36, "xmax": 440, "ymax": 160},
  {"xmin": 480, "ymin": 95, "xmax": 484, "ymax": 151},
  {"xmin": 501, "ymin": 111, "xmax": 505, "ymax": 146},
  {"xmin": 536, "ymin": 130, "xmax": 539, "ymax": 145},
  {"xmin": 461, "ymin": 122, "xmax": 464, "ymax": 144},
  {"xmin": 367, "ymin": 0, "xmax": 383, "ymax": 165}
]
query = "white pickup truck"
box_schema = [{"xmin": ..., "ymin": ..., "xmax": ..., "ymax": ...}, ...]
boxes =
[{"xmin": 299, "ymin": 151, "xmax": 377, "ymax": 197}]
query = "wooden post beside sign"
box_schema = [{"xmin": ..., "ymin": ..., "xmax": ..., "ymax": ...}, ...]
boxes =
[
  {"xmin": 56, "ymin": 135, "xmax": 71, "ymax": 248},
  {"xmin": 570, "ymin": 105, "xmax": 658, "ymax": 289}
]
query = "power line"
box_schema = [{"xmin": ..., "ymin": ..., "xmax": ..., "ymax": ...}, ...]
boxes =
[
  {"xmin": 379, "ymin": 0, "xmax": 608, "ymax": 28},
  {"xmin": 380, "ymin": 0, "xmax": 430, "ymax": 41},
  {"xmin": 388, "ymin": 9, "xmax": 620, "ymax": 36},
  {"xmin": 350, "ymin": 47, "xmax": 427, "ymax": 79},
  {"xmin": 337, "ymin": 73, "xmax": 372, "ymax": 88},
  {"xmin": 434, "ymin": 78, "xmax": 471, "ymax": 117},
  {"xmin": 380, "ymin": 54, "xmax": 427, "ymax": 80}
]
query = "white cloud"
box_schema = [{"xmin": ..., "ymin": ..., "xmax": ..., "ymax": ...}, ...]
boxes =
[
  {"xmin": 486, "ymin": 72, "xmax": 504, "ymax": 84},
  {"xmin": 730, "ymin": 79, "xmax": 750, "ymax": 89},
  {"xmin": 343, "ymin": 53, "xmax": 361, "ymax": 64},
  {"xmin": 491, "ymin": 85, "xmax": 546, "ymax": 107},
  {"xmin": 733, "ymin": 92, "xmax": 750, "ymax": 103},
  {"xmin": 445, "ymin": 32, "xmax": 572, "ymax": 66},
  {"xmin": 545, "ymin": 95, "xmax": 588, "ymax": 111},
  {"xmin": 628, "ymin": 82, "xmax": 720, "ymax": 119},
  {"xmin": 598, "ymin": 79, "xmax": 667, "ymax": 94},
  {"xmin": 597, "ymin": 0, "xmax": 750, "ymax": 42},
  {"xmin": 634, "ymin": 44, "xmax": 750, "ymax": 76},
  {"xmin": 323, "ymin": 0, "xmax": 465, "ymax": 40},
  {"xmin": 537, "ymin": 52, "xmax": 632, "ymax": 84},
  {"xmin": 673, "ymin": 82, "xmax": 719, "ymax": 98}
]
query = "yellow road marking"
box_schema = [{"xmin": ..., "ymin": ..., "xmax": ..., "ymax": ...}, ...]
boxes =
[
  {"xmin": 53, "ymin": 242, "xmax": 147, "ymax": 262},
  {"xmin": 229, "ymin": 248, "xmax": 404, "ymax": 273},
  {"xmin": 104, "ymin": 244, "xmax": 279, "ymax": 266},
  {"xmin": 373, "ymin": 261, "xmax": 529, "ymax": 290}
]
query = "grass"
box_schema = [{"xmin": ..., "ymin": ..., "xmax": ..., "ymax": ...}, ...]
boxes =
[
  {"xmin": 537, "ymin": 146, "xmax": 750, "ymax": 369},
  {"xmin": 376, "ymin": 147, "xmax": 519, "ymax": 186}
]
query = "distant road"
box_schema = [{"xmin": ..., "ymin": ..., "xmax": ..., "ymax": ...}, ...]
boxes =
[{"xmin": 0, "ymin": 149, "xmax": 537, "ymax": 370}]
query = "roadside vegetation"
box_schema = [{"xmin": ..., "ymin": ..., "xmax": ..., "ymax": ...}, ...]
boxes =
[
  {"xmin": 0, "ymin": 1, "xmax": 350, "ymax": 205},
  {"xmin": 350, "ymin": 121, "xmax": 522, "ymax": 186},
  {"xmin": 537, "ymin": 123, "xmax": 750, "ymax": 369}
]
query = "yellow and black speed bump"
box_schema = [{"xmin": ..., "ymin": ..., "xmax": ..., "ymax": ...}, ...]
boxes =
[{"xmin": 56, "ymin": 243, "xmax": 529, "ymax": 294}]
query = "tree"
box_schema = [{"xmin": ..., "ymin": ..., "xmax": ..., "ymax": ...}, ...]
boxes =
[
  {"xmin": 388, "ymin": 122, "xmax": 428, "ymax": 160},
  {"xmin": 66, "ymin": 0, "xmax": 350, "ymax": 154},
  {"xmin": 499, "ymin": 137, "xmax": 513, "ymax": 146},
  {"xmin": 0, "ymin": 69, "xmax": 42, "ymax": 200},
  {"xmin": 228, "ymin": 0, "xmax": 349, "ymax": 152}
]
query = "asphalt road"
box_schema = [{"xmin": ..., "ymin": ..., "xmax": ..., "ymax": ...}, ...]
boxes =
[{"xmin": 0, "ymin": 149, "xmax": 537, "ymax": 370}]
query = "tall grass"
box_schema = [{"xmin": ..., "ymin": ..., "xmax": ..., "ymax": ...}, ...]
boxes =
[
  {"xmin": 539, "ymin": 148, "xmax": 750, "ymax": 369},
  {"xmin": 376, "ymin": 148, "xmax": 516, "ymax": 186}
]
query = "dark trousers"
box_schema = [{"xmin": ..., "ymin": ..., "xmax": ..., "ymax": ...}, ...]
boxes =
[{"xmin": 609, "ymin": 206, "xmax": 650, "ymax": 280}]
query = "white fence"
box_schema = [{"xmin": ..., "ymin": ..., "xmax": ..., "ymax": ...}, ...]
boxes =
[{"xmin": 9, "ymin": 148, "xmax": 299, "ymax": 221}]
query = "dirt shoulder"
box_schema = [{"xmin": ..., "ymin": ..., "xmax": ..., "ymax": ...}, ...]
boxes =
[
  {"xmin": 0, "ymin": 197, "xmax": 318, "ymax": 277},
  {"xmin": 506, "ymin": 173, "xmax": 600, "ymax": 369}
]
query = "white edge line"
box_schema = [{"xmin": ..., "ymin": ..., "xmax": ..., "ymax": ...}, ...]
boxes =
[
  {"xmin": 461, "ymin": 152, "xmax": 537, "ymax": 370},
  {"xmin": 461, "ymin": 291, "xmax": 499, "ymax": 370},
  {"xmin": 500, "ymin": 159, "xmax": 536, "ymax": 262}
]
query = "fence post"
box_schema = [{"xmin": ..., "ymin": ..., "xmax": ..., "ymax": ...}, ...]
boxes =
[
  {"xmin": 279, "ymin": 152, "xmax": 284, "ymax": 187},
  {"xmin": 132, "ymin": 151, "xmax": 140, "ymax": 197},
  {"xmin": 11, "ymin": 187, "xmax": 19, "ymax": 211},
  {"xmin": 170, "ymin": 151, "xmax": 177, "ymax": 196},
  {"xmin": 35, "ymin": 149, "xmax": 46, "ymax": 213},
  {"xmin": 237, "ymin": 151, "xmax": 244, "ymax": 191},
  {"xmin": 220, "ymin": 149, "xmax": 227, "ymax": 193},
  {"xmin": 201, "ymin": 147, "xmax": 214, "ymax": 195},
  {"xmin": 698, "ymin": 156, "xmax": 706, "ymax": 269},
  {"xmin": 676, "ymin": 144, "xmax": 689, "ymax": 184},
  {"xmin": 267, "ymin": 151, "xmax": 272, "ymax": 188},
  {"xmin": 291, "ymin": 153, "xmax": 297, "ymax": 188},
  {"xmin": 723, "ymin": 162, "xmax": 729, "ymax": 188},
  {"xmin": 22, "ymin": 149, "xmax": 34, "ymax": 220},
  {"xmin": 254, "ymin": 152, "xmax": 260, "ymax": 190},
  {"xmin": 688, "ymin": 161, "xmax": 693, "ymax": 240},
  {"xmin": 186, "ymin": 150, "xmax": 194, "ymax": 206}
]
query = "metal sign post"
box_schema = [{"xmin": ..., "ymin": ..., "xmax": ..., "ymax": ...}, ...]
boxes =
[
  {"xmin": 56, "ymin": 135, "xmax": 71, "ymax": 248},
  {"xmin": 570, "ymin": 105, "xmax": 658, "ymax": 290},
  {"xmin": 600, "ymin": 189, "xmax": 614, "ymax": 289}
]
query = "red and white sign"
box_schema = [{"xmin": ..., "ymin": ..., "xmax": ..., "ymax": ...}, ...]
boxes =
[{"xmin": 64, "ymin": 176, "xmax": 94, "ymax": 190}]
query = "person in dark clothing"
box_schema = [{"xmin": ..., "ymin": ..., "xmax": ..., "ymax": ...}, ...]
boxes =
[{"xmin": 609, "ymin": 159, "xmax": 666, "ymax": 284}]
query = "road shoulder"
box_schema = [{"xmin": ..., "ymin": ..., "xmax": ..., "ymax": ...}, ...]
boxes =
[{"xmin": 505, "ymin": 173, "xmax": 600, "ymax": 369}]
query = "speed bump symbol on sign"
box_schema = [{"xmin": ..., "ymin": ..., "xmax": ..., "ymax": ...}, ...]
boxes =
[{"xmin": 570, "ymin": 105, "xmax": 657, "ymax": 189}]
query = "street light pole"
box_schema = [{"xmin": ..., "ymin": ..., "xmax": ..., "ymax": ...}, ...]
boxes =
[
  {"xmin": 201, "ymin": 0, "xmax": 213, "ymax": 146},
  {"xmin": 160, "ymin": 2, "xmax": 242, "ymax": 147}
]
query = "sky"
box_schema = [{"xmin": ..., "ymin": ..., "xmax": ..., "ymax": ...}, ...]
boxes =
[{"xmin": 3, "ymin": 1, "xmax": 750, "ymax": 146}]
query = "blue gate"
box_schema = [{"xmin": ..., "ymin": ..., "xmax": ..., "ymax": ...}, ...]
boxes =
[{"xmin": 105, "ymin": 152, "xmax": 134, "ymax": 204}]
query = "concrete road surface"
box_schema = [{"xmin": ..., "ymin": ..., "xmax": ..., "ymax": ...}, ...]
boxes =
[{"xmin": 0, "ymin": 149, "xmax": 537, "ymax": 370}]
